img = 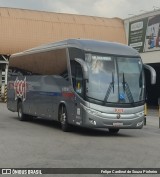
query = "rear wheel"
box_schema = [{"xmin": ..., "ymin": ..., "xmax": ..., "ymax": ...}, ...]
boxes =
[
  {"xmin": 17, "ymin": 101, "xmax": 27, "ymax": 121},
  {"xmin": 108, "ymin": 128, "xmax": 119, "ymax": 134},
  {"xmin": 59, "ymin": 106, "xmax": 70, "ymax": 132}
]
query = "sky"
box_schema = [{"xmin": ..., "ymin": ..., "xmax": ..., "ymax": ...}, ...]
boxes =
[{"xmin": 0, "ymin": 0, "xmax": 160, "ymax": 19}]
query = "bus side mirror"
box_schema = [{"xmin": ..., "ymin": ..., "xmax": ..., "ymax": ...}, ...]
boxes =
[
  {"xmin": 75, "ymin": 58, "xmax": 89, "ymax": 80},
  {"xmin": 144, "ymin": 64, "xmax": 156, "ymax": 85}
]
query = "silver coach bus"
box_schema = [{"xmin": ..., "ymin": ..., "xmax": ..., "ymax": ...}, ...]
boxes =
[{"xmin": 7, "ymin": 39, "xmax": 156, "ymax": 133}]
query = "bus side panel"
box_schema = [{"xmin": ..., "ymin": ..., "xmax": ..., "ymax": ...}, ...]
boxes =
[{"xmin": 28, "ymin": 75, "xmax": 71, "ymax": 120}]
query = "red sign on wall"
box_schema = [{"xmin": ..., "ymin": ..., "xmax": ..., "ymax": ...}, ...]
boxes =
[{"xmin": 14, "ymin": 77, "xmax": 27, "ymax": 101}]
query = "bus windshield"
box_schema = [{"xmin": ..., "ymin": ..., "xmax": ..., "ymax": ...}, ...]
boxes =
[{"xmin": 85, "ymin": 53, "xmax": 145, "ymax": 105}]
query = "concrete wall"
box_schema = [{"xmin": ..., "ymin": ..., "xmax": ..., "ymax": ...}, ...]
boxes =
[
  {"xmin": 124, "ymin": 10, "xmax": 160, "ymax": 105},
  {"xmin": 0, "ymin": 7, "xmax": 126, "ymax": 55},
  {"xmin": 124, "ymin": 9, "xmax": 160, "ymax": 64}
]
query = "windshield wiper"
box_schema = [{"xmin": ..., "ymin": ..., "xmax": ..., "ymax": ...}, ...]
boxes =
[
  {"xmin": 122, "ymin": 72, "xmax": 125, "ymax": 92},
  {"xmin": 112, "ymin": 72, "xmax": 114, "ymax": 93},
  {"xmin": 103, "ymin": 72, "xmax": 114, "ymax": 105},
  {"xmin": 139, "ymin": 71, "xmax": 143, "ymax": 100},
  {"xmin": 122, "ymin": 73, "xmax": 134, "ymax": 103}
]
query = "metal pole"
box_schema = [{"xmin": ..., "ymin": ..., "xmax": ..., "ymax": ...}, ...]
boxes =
[
  {"xmin": 0, "ymin": 69, "xmax": 2, "ymax": 102},
  {"xmin": 159, "ymin": 104, "xmax": 160, "ymax": 129},
  {"xmin": 4, "ymin": 64, "xmax": 8, "ymax": 103},
  {"xmin": 4, "ymin": 64, "xmax": 8, "ymax": 85},
  {"xmin": 158, "ymin": 98, "xmax": 160, "ymax": 129},
  {"xmin": 0, "ymin": 69, "xmax": 2, "ymax": 86},
  {"xmin": 144, "ymin": 103, "xmax": 147, "ymax": 126}
]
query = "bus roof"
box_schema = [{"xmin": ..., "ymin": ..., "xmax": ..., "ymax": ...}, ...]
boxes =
[{"xmin": 11, "ymin": 39, "xmax": 139, "ymax": 58}]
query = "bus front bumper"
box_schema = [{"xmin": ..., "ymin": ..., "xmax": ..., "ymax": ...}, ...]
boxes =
[{"xmin": 82, "ymin": 107, "xmax": 144, "ymax": 129}]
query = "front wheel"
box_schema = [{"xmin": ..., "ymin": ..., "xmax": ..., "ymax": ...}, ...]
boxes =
[
  {"xmin": 108, "ymin": 128, "xmax": 119, "ymax": 134},
  {"xmin": 59, "ymin": 106, "xmax": 70, "ymax": 132}
]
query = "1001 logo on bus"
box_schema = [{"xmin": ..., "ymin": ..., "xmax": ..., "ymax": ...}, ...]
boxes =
[{"xmin": 14, "ymin": 77, "xmax": 27, "ymax": 101}]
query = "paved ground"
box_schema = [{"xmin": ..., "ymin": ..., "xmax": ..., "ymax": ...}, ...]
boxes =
[
  {"xmin": 146, "ymin": 106, "xmax": 160, "ymax": 127},
  {"xmin": 0, "ymin": 103, "xmax": 160, "ymax": 177}
]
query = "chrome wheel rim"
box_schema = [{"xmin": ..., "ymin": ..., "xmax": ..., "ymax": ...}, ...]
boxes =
[
  {"xmin": 18, "ymin": 107, "xmax": 22, "ymax": 118},
  {"xmin": 61, "ymin": 112, "xmax": 66, "ymax": 125}
]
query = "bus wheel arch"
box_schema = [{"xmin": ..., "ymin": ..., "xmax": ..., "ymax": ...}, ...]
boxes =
[{"xmin": 58, "ymin": 103, "xmax": 70, "ymax": 132}]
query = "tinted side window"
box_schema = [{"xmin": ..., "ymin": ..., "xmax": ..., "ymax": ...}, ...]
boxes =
[
  {"xmin": 69, "ymin": 48, "xmax": 85, "ymax": 61},
  {"xmin": 9, "ymin": 49, "xmax": 69, "ymax": 80},
  {"xmin": 70, "ymin": 60, "xmax": 83, "ymax": 96},
  {"xmin": 69, "ymin": 48, "xmax": 85, "ymax": 96}
]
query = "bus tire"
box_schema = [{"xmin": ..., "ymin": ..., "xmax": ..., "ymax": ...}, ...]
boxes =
[
  {"xmin": 108, "ymin": 128, "xmax": 119, "ymax": 134},
  {"xmin": 17, "ymin": 101, "xmax": 27, "ymax": 121},
  {"xmin": 59, "ymin": 106, "xmax": 70, "ymax": 132}
]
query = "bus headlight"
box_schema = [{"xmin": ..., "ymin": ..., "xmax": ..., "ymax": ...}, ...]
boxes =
[
  {"xmin": 88, "ymin": 109, "xmax": 99, "ymax": 115},
  {"xmin": 82, "ymin": 104, "xmax": 99, "ymax": 116},
  {"xmin": 135, "ymin": 111, "xmax": 144, "ymax": 117},
  {"xmin": 137, "ymin": 121, "xmax": 143, "ymax": 127},
  {"xmin": 89, "ymin": 118, "xmax": 97, "ymax": 125}
]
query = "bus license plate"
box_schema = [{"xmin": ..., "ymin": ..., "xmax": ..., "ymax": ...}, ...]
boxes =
[{"xmin": 113, "ymin": 122, "xmax": 123, "ymax": 126}]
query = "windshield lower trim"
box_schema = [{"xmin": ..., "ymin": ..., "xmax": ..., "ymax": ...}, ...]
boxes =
[{"xmin": 86, "ymin": 96, "xmax": 145, "ymax": 108}]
